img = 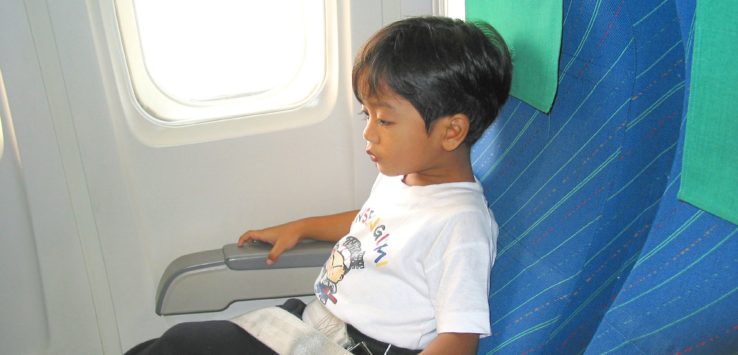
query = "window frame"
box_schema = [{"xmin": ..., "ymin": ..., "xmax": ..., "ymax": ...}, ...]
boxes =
[{"xmin": 101, "ymin": 0, "xmax": 339, "ymax": 146}]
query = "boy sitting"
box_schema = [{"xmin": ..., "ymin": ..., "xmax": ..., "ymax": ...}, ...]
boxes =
[
  {"xmin": 238, "ymin": 16, "xmax": 511, "ymax": 354},
  {"xmin": 127, "ymin": 16, "xmax": 511, "ymax": 355}
]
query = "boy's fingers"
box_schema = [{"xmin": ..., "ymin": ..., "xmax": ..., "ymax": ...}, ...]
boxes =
[
  {"xmin": 237, "ymin": 232, "xmax": 253, "ymax": 247},
  {"xmin": 238, "ymin": 230, "xmax": 267, "ymax": 247},
  {"xmin": 267, "ymin": 242, "xmax": 285, "ymax": 266}
]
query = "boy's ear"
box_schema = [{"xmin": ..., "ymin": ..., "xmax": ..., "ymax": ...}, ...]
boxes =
[{"xmin": 441, "ymin": 113, "xmax": 470, "ymax": 151}]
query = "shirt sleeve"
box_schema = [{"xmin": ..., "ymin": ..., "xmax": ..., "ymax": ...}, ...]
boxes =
[{"xmin": 424, "ymin": 210, "xmax": 494, "ymax": 337}]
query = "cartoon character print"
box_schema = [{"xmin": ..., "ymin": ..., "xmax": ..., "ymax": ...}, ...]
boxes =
[{"xmin": 315, "ymin": 236, "xmax": 365, "ymax": 304}]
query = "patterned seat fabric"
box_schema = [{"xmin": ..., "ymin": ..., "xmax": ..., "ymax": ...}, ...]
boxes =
[{"xmin": 473, "ymin": 0, "xmax": 738, "ymax": 353}]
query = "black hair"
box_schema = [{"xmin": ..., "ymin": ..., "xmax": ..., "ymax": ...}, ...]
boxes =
[{"xmin": 352, "ymin": 16, "xmax": 512, "ymax": 145}]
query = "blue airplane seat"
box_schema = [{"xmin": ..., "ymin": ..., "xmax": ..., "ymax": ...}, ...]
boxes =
[{"xmin": 471, "ymin": 0, "xmax": 738, "ymax": 353}]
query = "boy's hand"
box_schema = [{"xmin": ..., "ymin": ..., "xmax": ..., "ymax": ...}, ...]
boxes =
[
  {"xmin": 237, "ymin": 222, "xmax": 303, "ymax": 266},
  {"xmin": 237, "ymin": 210, "xmax": 357, "ymax": 266}
]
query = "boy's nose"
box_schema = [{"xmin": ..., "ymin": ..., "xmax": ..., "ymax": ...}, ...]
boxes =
[{"xmin": 363, "ymin": 120, "xmax": 378, "ymax": 144}]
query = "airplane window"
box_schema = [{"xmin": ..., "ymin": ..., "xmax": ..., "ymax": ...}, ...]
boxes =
[{"xmin": 115, "ymin": 0, "xmax": 327, "ymax": 123}]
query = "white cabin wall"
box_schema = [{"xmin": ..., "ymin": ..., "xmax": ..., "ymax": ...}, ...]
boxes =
[
  {"xmin": 0, "ymin": 0, "xmax": 109, "ymax": 353},
  {"xmin": 0, "ymin": 72, "xmax": 50, "ymax": 355}
]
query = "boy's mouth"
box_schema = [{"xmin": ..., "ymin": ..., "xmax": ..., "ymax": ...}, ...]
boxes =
[{"xmin": 366, "ymin": 150, "xmax": 378, "ymax": 162}]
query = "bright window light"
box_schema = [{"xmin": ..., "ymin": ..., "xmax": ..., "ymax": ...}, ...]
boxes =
[{"xmin": 115, "ymin": 0, "xmax": 327, "ymax": 123}]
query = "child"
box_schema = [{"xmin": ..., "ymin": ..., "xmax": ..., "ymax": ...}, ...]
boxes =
[{"xmin": 127, "ymin": 16, "xmax": 511, "ymax": 355}]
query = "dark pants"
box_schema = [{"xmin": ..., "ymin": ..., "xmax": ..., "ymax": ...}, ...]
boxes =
[
  {"xmin": 125, "ymin": 299, "xmax": 306, "ymax": 355},
  {"xmin": 124, "ymin": 320, "xmax": 276, "ymax": 355},
  {"xmin": 125, "ymin": 299, "xmax": 420, "ymax": 355}
]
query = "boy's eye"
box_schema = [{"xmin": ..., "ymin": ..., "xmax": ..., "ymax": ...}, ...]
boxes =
[{"xmin": 358, "ymin": 110, "xmax": 392, "ymax": 126}]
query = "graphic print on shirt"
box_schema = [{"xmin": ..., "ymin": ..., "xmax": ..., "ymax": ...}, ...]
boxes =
[
  {"xmin": 315, "ymin": 236, "xmax": 365, "ymax": 304},
  {"xmin": 356, "ymin": 207, "xmax": 393, "ymax": 267}
]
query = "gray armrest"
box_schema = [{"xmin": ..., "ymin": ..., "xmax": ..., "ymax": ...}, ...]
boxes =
[{"xmin": 156, "ymin": 241, "xmax": 333, "ymax": 315}]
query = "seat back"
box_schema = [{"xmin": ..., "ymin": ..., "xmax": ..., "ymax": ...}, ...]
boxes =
[{"xmin": 473, "ymin": 0, "xmax": 738, "ymax": 353}]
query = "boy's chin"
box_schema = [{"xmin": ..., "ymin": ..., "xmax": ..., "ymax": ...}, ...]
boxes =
[{"xmin": 376, "ymin": 167, "xmax": 403, "ymax": 177}]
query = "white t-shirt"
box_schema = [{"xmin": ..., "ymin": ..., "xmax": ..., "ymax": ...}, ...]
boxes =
[{"xmin": 313, "ymin": 174, "xmax": 498, "ymax": 350}]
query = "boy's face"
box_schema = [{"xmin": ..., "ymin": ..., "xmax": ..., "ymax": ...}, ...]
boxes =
[{"xmin": 361, "ymin": 90, "xmax": 449, "ymax": 185}]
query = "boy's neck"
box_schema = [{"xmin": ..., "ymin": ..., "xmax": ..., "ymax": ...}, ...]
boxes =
[{"xmin": 402, "ymin": 149, "xmax": 475, "ymax": 186}]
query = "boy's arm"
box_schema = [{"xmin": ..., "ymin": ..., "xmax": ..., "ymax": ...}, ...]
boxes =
[
  {"xmin": 420, "ymin": 333, "xmax": 479, "ymax": 355},
  {"xmin": 237, "ymin": 210, "xmax": 358, "ymax": 265}
]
